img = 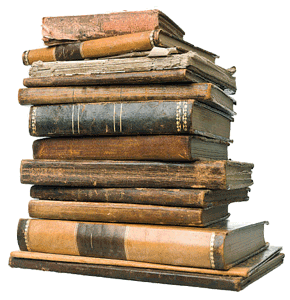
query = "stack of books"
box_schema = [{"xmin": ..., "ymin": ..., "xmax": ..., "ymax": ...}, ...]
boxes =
[{"xmin": 9, "ymin": 10, "xmax": 284, "ymax": 291}]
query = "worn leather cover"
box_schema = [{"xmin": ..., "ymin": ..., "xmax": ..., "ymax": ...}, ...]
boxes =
[
  {"xmin": 28, "ymin": 200, "xmax": 230, "ymax": 226},
  {"xmin": 20, "ymin": 159, "xmax": 254, "ymax": 190},
  {"xmin": 17, "ymin": 219, "xmax": 266, "ymax": 270},
  {"xmin": 28, "ymin": 100, "xmax": 232, "ymax": 141},
  {"xmin": 42, "ymin": 10, "xmax": 185, "ymax": 45},
  {"xmin": 32, "ymin": 136, "xmax": 228, "ymax": 161},
  {"xmin": 9, "ymin": 248, "xmax": 284, "ymax": 291}
]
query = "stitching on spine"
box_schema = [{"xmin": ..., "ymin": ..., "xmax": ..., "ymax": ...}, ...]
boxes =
[
  {"xmin": 209, "ymin": 232, "xmax": 216, "ymax": 269},
  {"xmin": 24, "ymin": 219, "xmax": 31, "ymax": 251}
]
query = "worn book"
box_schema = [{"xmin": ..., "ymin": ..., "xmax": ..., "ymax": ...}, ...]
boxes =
[
  {"xmin": 23, "ymin": 29, "xmax": 217, "ymax": 65},
  {"xmin": 17, "ymin": 219, "xmax": 268, "ymax": 270},
  {"xmin": 28, "ymin": 200, "xmax": 229, "ymax": 227},
  {"xmin": 27, "ymin": 52, "xmax": 236, "ymax": 94},
  {"xmin": 9, "ymin": 247, "xmax": 284, "ymax": 291},
  {"xmin": 32, "ymin": 136, "xmax": 229, "ymax": 161},
  {"xmin": 19, "ymin": 83, "xmax": 236, "ymax": 116},
  {"xmin": 30, "ymin": 186, "xmax": 249, "ymax": 208},
  {"xmin": 28, "ymin": 100, "xmax": 233, "ymax": 141},
  {"xmin": 42, "ymin": 10, "xmax": 185, "ymax": 45},
  {"xmin": 20, "ymin": 160, "xmax": 254, "ymax": 190}
]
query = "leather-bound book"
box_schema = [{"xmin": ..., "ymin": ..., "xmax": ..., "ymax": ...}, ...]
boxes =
[
  {"xmin": 9, "ymin": 247, "xmax": 284, "ymax": 291},
  {"xmin": 32, "ymin": 136, "xmax": 229, "ymax": 161},
  {"xmin": 19, "ymin": 83, "xmax": 236, "ymax": 116},
  {"xmin": 17, "ymin": 219, "xmax": 268, "ymax": 270},
  {"xmin": 30, "ymin": 186, "xmax": 250, "ymax": 208},
  {"xmin": 28, "ymin": 200, "xmax": 230, "ymax": 227},
  {"xmin": 28, "ymin": 100, "xmax": 233, "ymax": 141},
  {"xmin": 27, "ymin": 52, "xmax": 236, "ymax": 94},
  {"xmin": 20, "ymin": 160, "xmax": 254, "ymax": 190},
  {"xmin": 42, "ymin": 10, "xmax": 185, "ymax": 45},
  {"xmin": 23, "ymin": 30, "xmax": 217, "ymax": 65}
]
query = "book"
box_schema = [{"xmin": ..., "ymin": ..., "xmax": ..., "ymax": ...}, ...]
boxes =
[
  {"xmin": 23, "ymin": 30, "xmax": 217, "ymax": 65},
  {"xmin": 17, "ymin": 219, "xmax": 268, "ymax": 270},
  {"xmin": 27, "ymin": 52, "xmax": 236, "ymax": 94},
  {"xmin": 28, "ymin": 100, "xmax": 233, "ymax": 141},
  {"xmin": 28, "ymin": 200, "xmax": 230, "ymax": 227},
  {"xmin": 42, "ymin": 10, "xmax": 186, "ymax": 45},
  {"xmin": 19, "ymin": 83, "xmax": 236, "ymax": 116},
  {"xmin": 20, "ymin": 160, "xmax": 254, "ymax": 190},
  {"xmin": 32, "ymin": 136, "xmax": 229, "ymax": 161},
  {"xmin": 22, "ymin": 69, "xmax": 215, "ymax": 88},
  {"xmin": 9, "ymin": 247, "xmax": 284, "ymax": 291},
  {"xmin": 30, "ymin": 186, "xmax": 250, "ymax": 208}
]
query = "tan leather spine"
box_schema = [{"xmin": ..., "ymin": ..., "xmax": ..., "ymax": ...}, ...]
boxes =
[
  {"xmin": 124, "ymin": 226, "xmax": 213, "ymax": 268},
  {"xmin": 80, "ymin": 31, "xmax": 153, "ymax": 59},
  {"xmin": 24, "ymin": 48, "xmax": 56, "ymax": 65},
  {"xmin": 26, "ymin": 219, "xmax": 79, "ymax": 255}
]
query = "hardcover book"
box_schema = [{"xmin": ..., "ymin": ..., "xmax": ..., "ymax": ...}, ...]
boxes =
[
  {"xmin": 32, "ymin": 136, "xmax": 229, "ymax": 161},
  {"xmin": 42, "ymin": 10, "xmax": 186, "ymax": 45},
  {"xmin": 9, "ymin": 247, "xmax": 284, "ymax": 291},
  {"xmin": 17, "ymin": 219, "xmax": 268, "ymax": 270},
  {"xmin": 28, "ymin": 100, "xmax": 233, "ymax": 141},
  {"xmin": 30, "ymin": 186, "xmax": 249, "ymax": 208},
  {"xmin": 27, "ymin": 52, "xmax": 236, "ymax": 94},
  {"xmin": 20, "ymin": 160, "xmax": 254, "ymax": 190}
]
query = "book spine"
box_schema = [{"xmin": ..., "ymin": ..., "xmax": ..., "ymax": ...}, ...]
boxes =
[
  {"xmin": 28, "ymin": 200, "xmax": 226, "ymax": 226},
  {"xmin": 23, "ymin": 31, "xmax": 153, "ymax": 65},
  {"xmin": 22, "ymin": 69, "xmax": 195, "ymax": 88},
  {"xmin": 17, "ymin": 219, "xmax": 226, "ymax": 269},
  {"xmin": 28, "ymin": 101, "xmax": 194, "ymax": 137},
  {"xmin": 19, "ymin": 83, "xmax": 211, "ymax": 106},
  {"xmin": 30, "ymin": 186, "xmax": 209, "ymax": 207},
  {"xmin": 20, "ymin": 159, "xmax": 228, "ymax": 189},
  {"xmin": 32, "ymin": 136, "xmax": 194, "ymax": 161}
]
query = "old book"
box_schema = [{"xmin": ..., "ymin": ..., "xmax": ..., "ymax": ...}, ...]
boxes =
[
  {"xmin": 28, "ymin": 100, "xmax": 233, "ymax": 141},
  {"xmin": 17, "ymin": 219, "xmax": 268, "ymax": 270},
  {"xmin": 20, "ymin": 160, "xmax": 254, "ymax": 190},
  {"xmin": 19, "ymin": 83, "xmax": 235, "ymax": 116},
  {"xmin": 23, "ymin": 29, "xmax": 217, "ymax": 65},
  {"xmin": 28, "ymin": 200, "xmax": 229, "ymax": 227},
  {"xmin": 30, "ymin": 186, "xmax": 250, "ymax": 208},
  {"xmin": 27, "ymin": 52, "xmax": 236, "ymax": 94},
  {"xmin": 22, "ymin": 69, "xmax": 214, "ymax": 88},
  {"xmin": 9, "ymin": 247, "xmax": 284, "ymax": 291},
  {"xmin": 32, "ymin": 136, "xmax": 229, "ymax": 161},
  {"xmin": 42, "ymin": 10, "xmax": 185, "ymax": 46}
]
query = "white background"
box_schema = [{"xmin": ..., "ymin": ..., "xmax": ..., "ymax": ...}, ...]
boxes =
[{"xmin": 1, "ymin": 0, "xmax": 289, "ymax": 299}]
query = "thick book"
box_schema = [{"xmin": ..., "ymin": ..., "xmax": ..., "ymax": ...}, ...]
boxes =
[
  {"xmin": 23, "ymin": 30, "xmax": 217, "ymax": 65},
  {"xmin": 30, "ymin": 186, "xmax": 250, "ymax": 208},
  {"xmin": 27, "ymin": 52, "xmax": 236, "ymax": 94},
  {"xmin": 42, "ymin": 10, "xmax": 185, "ymax": 45},
  {"xmin": 32, "ymin": 136, "xmax": 229, "ymax": 161},
  {"xmin": 20, "ymin": 160, "xmax": 254, "ymax": 190},
  {"xmin": 28, "ymin": 200, "xmax": 230, "ymax": 227},
  {"xmin": 9, "ymin": 247, "xmax": 284, "ymax": 291},
  {"xmin": 19, "ymin": 83, "xmax": 236, "ymax": 116},
  {"xmin": 28, "ymin": 100, "xmax": 233, "ymax": 141},
  {"xmin": 17, "ymin": 219, "xmax": 268, "ymax": 270}
]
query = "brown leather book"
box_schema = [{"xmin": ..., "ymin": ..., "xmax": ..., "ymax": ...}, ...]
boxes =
[
  {"xmin": 28, "ymin": 100, "xmax": 233, "ymax": 141},
  {"xmin": 32, "ymin": 136, "xmax": 229, "ymax": 161},
  {"xmin": 42, "ymin": 10, "xmax": 185, "ymax": 45},
  {"xmin": 27, "ymin": 52, "xmax": 236, "ymax": 94},
  {"xmin": 20, "ymin": 160, "xmax": 254, "ymax": 190},
  {"xmin": 19, "ymin": 83, "xmax": 236, "ymax": 115},
  {"xmin": 30, "ymin": 186, "xmax": 250, "ymax": 208},
  {"xmin": 17, "ymin": 219, "xmax": 268, "ymax": 270},
  {"xmin": 23, "ymin": 30, "xmax": 217, "ymax": 65},
  {"xmin": 28, "ymin": 200, "xmax": 229, "ymax": 226},
  {"xmin": 9, "ymin": 249, "xmax": 284, "ymax": 291},
  {"xmin": 23, "ymin": 69, "xmax": 199, "ymax": 88}
]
